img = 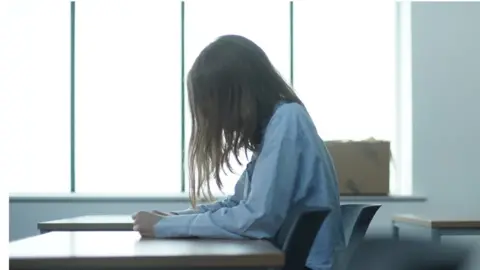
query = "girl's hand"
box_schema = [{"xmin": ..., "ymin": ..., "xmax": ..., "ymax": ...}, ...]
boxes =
[{"xmin": 132, "ymin": 211, "xmax": 164, "ymax": 238}]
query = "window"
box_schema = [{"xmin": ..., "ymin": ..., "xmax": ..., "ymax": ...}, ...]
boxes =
[
  {"xmin": 75, "ymin": 0, "xmax": 181, "ymax": 193},
  {"xmin": 294, "ymin": 0, "xmax": 396, "ymax": 141},
  {"xmin": 3, "ymin": 0, "xmax": 71, "ymax": 193},
  {"xmin": 183, "ymin": 0, "xmax": 290, "ymax": 195},
  {"xmin": 5, "ymin": 0, "xmax": 409, "ymax": 196},
  {"xmin": 294, "ymin": 0, "xmax": 402, "ymax": 194}
]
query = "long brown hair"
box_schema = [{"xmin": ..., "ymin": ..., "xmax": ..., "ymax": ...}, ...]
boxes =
[{"xmin": 187, "ymin": 35, "xmax": 303, "ymax": 208}]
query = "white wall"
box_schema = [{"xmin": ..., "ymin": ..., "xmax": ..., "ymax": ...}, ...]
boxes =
[
  {"xmin": 411, "ymin": 2, "xmax": 480, "ymax": 212},
  {"xmin": 9, "ymin": 2, "xmax": 480, "ymax": 249}
]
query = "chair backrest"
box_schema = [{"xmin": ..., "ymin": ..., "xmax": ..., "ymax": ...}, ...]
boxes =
[
  {"xmin": 341, "ymin": 204, "xmax": 381, "ymax": 245},
  {"xmin": 334, "ymin": 204, "xmax": 381, "ymax": 270},
  {"xmin": 274, "ymin": 206, "xmax": 331, "ymax": 270}
]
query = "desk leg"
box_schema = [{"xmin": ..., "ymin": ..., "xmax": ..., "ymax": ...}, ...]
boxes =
[
  {"xmin": 392, "ymin": 221, "xmax": 400, "ymax": 240},
  {"xmin": 430, "ymin": 229, "xmax": 441, "ymax": 243}
]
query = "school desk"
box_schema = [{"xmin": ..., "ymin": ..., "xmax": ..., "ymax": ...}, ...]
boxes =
[
  {"xmin": 38, "ymin": 215, "xmax": 133, "ymax": 233},
  {"xmin": 9, "ymin": 231, "xmax": 284, "ymax": 270},
  {"xmin": 392, "ymin": 214, "xmax": 480, "ymax": 242}
]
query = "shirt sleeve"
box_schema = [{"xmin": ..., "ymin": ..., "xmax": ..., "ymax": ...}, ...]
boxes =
[
  {"xmin": 153, "ymin": 113, "xmax": 301, "ymax": 239},
  {"xmin": 170, "ymin": 172, "xmax": 247, "ymax": 215}
]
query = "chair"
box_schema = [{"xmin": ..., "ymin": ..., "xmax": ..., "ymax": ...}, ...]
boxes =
[
  {"xmin": 333, "ymin": 204, "xmax": 381, "ymax": 270},
  {"xmin": 273, "ymin": 206, "xmax": 331, "ymax": 270},
  {"xmin": 341, "ymin": 204, "xmax": 381, "ymax": 246}
]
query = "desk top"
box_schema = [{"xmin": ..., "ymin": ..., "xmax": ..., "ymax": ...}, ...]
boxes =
[
  {"xmin": 10, "ymin": 231, "xmax": 284, "ymax": 269},
  {"xmin": 38, "ymin": 215, "xmax": 133, "ymax": 231},
  {"xmin": 393, "ymin": 214, "xmax": 480, "ymax": 229}
]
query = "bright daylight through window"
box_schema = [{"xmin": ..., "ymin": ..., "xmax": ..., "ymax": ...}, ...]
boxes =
[{"xmin": 4, "ymin": 0, "xmax": 409, "ymax": 196}]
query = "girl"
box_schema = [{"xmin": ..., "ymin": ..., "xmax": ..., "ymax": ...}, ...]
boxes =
[{"xmin": 133, "ymin": 35, "xmax": 345, "ymax": 270}]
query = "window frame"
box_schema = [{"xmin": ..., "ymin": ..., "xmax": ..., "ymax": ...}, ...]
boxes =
[{"xmin": 7, "ymin": 0, "xmax": 411, "ymax": 197}]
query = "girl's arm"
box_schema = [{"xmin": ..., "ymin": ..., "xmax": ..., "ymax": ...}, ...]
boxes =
[
  {"xmin": 153, "ymin": 109, "xmax": 301, "ymax": 239},
  {"xmin": 169, "ymin": 171, "xmax": 247, "ymax": 215}
]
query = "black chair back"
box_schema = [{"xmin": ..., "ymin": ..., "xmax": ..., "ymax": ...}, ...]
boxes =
[{"xmin": 274, "ymin": 206, "xmax": 331, "ymax": 270}]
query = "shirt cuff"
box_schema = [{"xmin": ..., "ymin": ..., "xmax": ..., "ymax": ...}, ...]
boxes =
[{"xmin": 153, "ymin": 214, "xmax": 197, "ymax": 238}]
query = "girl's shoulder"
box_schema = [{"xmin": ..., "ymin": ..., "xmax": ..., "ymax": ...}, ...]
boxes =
[{"xmin": 268, "ymin": 102, "xmax": 313, "ymax": 136}]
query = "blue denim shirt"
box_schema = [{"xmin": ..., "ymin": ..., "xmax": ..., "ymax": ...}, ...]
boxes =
[{"xmin": 154, "ymin": 102, "xmax": 345, "ymax": 270}]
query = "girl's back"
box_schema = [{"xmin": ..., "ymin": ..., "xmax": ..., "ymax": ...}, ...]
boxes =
[{"xmin": 252, "ymin": 102, "xmax": 345, "ymax": 270}]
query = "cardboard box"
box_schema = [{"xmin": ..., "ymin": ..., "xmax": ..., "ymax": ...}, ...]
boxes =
[{"xmin": 325, "ymin": 140, "xmax": 390, "ymax": 196}]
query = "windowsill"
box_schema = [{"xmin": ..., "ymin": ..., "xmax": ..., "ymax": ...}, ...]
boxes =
[{"xmin": 9, "ymin": 193, "xmax": 427, "ymax": 203}]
